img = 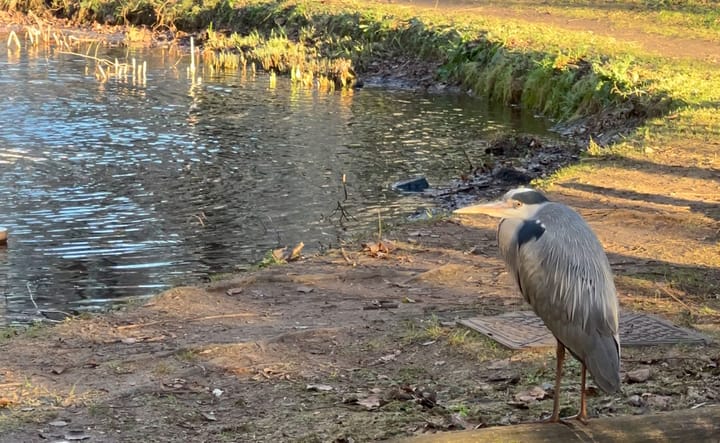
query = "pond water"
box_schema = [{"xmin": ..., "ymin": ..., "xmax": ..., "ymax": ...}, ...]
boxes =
[{"xmin": 0, "ymin": 41, "xmax": 549, "ymax": 324}]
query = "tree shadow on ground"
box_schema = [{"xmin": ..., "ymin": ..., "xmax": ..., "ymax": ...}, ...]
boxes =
[{"xmin": 558, "ymin": 182, "xmax": 720, "ymax": 222}]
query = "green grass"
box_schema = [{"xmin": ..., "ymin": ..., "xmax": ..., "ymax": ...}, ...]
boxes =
[{"xmin": 512, "ymin": 0, "xmax": 720, "ymax": 42}]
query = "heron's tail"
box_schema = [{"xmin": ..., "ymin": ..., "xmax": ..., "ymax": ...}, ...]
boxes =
[{"xmin": 585, "ymin": 334, "xmax": 621, "ymax": 394}]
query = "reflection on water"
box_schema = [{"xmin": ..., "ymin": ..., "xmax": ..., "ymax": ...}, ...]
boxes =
[{"xmin": 0, "ymin": 42, "xmax": 548, "ymax": 323}]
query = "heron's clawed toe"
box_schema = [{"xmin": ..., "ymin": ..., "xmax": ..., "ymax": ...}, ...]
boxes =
[
  {"xmin": 535, "ymin": 411, "xmax": 561, "ymax": 424},
  {"xmin": 558, "ymin": 413, "xmax": 589, "ymax": 426}
]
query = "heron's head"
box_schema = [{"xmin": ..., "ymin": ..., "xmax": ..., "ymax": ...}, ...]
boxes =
[{"xmin": 454, "ymin": 187, "xmax": 549, "ymax": 220}]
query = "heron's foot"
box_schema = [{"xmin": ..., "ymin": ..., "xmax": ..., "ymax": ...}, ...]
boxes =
[
  {"xmin": 536, "ymin": 413, "xmax": 561, "ymax": 424},
  {"xmin": 536, "ymin": 412, "xmax": 588, "ymax": 425},
  {"xmin": 559, "ymin": 413, "xmax": 589, "ymax": 426}
]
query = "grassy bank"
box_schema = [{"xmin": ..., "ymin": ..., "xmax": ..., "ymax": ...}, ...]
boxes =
[{"xmin": 4, "ymin": 0, "xmax": 720, "ymax": 125}]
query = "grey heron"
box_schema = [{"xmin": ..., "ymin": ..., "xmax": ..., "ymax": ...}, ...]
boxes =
[{"xmin": 454, "ymin": 187, "xmax": 620, "ymax": 423}]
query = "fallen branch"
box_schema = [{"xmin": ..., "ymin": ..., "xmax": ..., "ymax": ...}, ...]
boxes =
[
  {"xmin": 340, "ymin": 247, "xmax": 356, "ymax": 266},
  {"xmin": 654, "ymin": 283, "xmax": 696, "ymax": 313}
]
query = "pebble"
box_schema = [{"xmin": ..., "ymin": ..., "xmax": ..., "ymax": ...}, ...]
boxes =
[
  {"xmin": 626, "ymin": 367, "xmax": 651, "ymax": 383},
  {"xmin": 627, "ymin": 394, "xmax": 643, "ymax": 407}
]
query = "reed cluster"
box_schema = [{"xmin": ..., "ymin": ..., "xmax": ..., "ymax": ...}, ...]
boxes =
[
  {"xmin": 201, "ymin": 27, "xmax": 355, "ymax": 90},
  {"xmin": 5, "ymin": 15, "xmax": 150, "ymax": 85}
]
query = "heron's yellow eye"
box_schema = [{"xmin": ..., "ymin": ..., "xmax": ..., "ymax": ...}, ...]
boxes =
[{"xmin": 513, "ymin": 200, "xmax": 523, "ymax": 208}]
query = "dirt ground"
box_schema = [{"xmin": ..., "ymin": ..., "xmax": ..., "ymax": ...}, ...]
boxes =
[{"xmin": 1, "ymin": 3, "xmax": 720, "ymax": 442}]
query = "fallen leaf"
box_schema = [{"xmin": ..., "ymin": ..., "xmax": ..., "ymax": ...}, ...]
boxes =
[
  {"xmin": 212, "ymin": 388, "xmax": 224, "ymax": 398},
  {"xmin": 513, "ymin": 386, "xmax": 548, "ymax": 403},
  {"xmin": 363, "ymin": 300, "xmax": 399, "ymax": 310},
  {"xmin": 64, "ymin": 431, "xmax": 91, "ymax": 441},
  {"xmin": 272, "ymin": 248, "xmax": 287, "ymax": 262},
  {"xmin": 487, "ymin": 359, "xmax": 511, "ymax": 370},
  {"xmin": 296, "ymin": 286, "xmax": 314, "ymax": 294},
  {"xmin": 0, "ymin": 398, "xmax": 13, "ymax": 408},
  {"xmin": 507, "ymin": 400, "xmax": 530, "ymax": 409},
  {"xmin": 384, "ymin": 388, "xmax": 414, "ymax": 402},
  {"xmin": 289, "ymin": 242, "xmax": 304, "ymax": 260},
  {"xmin": 226, "ymin": 288, "xmax": 244, "ymax": 296},
  {"xmin": 356, "ymin": 394, "xmax": 382, "ymax": 410},
  {"xmin": 627, "ymin": 394, "xmax": 643, "ymax": 407},
  {"xmin": 201, "ymin": 412, "xmax": 217, "ymax": 421},
  {"xmin": 374, "ymin": 350, "xmax": 401, "ymax": 364},
  {"xmin": 644, "ymin": 394, "xmax": 672, "ymax": 410},
  {"xmin": 121, "ymin": 337, "xmax": 137, "ymax": 344},
  {"xmin": 626, "ymin": 368, "xmax": 651, "ymax": 383},
  {"xmin": 361, "ymin": 240, "xmax": 397, "ymax": 258},
  {"xmin": 49, "ymin": 420, "xmax": 68, "ymax": 427},
  {"xmin": 272, "ymin": 242, "xmax": 305, "ymax": 263},
  {"xmin": 449, "ymin": 413, "xmax": 469, "ymax": 430},
  {"xmin": 51, "ymin": 367, "xmax": 67, "ymax": 375},
  {"xmin": 306, "ymin": 384, "xmax": 334, "ymax": 392}
]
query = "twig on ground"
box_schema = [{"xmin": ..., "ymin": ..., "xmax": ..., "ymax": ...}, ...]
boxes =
[
  {"xmin": 654, "ymin": 283, "xmax": 696, "ymax": 313},
  {"xmin": 26, "ymin": 282, "xmax": 38, "ymax": 311},
  {"xmin": 340, "ymin": 247, "xmax": 356, "ymax": 266}
]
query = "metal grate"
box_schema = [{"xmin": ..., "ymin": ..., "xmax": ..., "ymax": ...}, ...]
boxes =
[{"xmin": 460, "ymin": 311, "xmax": 711, "ymax": 350}]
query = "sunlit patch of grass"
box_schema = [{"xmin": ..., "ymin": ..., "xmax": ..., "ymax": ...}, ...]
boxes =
[
  {"xmin": 0, "ymin": 322, "xmax": 52, "ymax": 343},
  {"xmin": 124, "ymin": 25, "xmax": 153, "ymax": 45},
  {"xmin": 401, "ymin": 316, "xmax": 514, "ymax": 361},
  {"xmin": 0, "ymin": 409, "xmax": 58, "ymax": 434},
  {"xmin": 520, "ymin": 0, "xmax": 720, "ymax": 42},
  {"xmin": 0, "ymin": 373, "xmax": 99, "ymax": 418},
  {"xmin": 175, "ymin": 348, "xmax": 199, "ymax": 362},
  {"xmin": 257, "ymin": 249, "xmax": 286, "ymax": 269},
  {"xmin": 152, "ymin": 362, "xmax": 173, "ymax": 375},
  {"xmin": 531, "ymin": 162, "xmax": 596, "ymax": 189}
]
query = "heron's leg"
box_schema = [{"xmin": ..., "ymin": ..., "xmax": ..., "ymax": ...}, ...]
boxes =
[
  {"xmin": 558, "ymin": 362, "xmax": 590, "ymax": 426},
  {"xmin": 577, "ymin": 363, "xmax": 589, "ymax": 424},
  {"xmin": 549, "ymin": 340, "xmax": 565, "ymax": 423}
]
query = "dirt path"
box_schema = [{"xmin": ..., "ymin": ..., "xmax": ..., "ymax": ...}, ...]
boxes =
[
  {"xmin": 401, "ymin": 0, "xmax": 720, "ymax": 64},
  {"xmin": 1, "ymin": 3, "xmax": 719, "ymax": 442}
]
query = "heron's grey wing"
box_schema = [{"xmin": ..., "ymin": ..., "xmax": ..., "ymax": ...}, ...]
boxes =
[{"xmin": 513, "ymin": 204, "xmax": 621, "ymax": 393}]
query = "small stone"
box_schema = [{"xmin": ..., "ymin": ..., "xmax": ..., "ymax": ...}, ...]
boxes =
[
  {"xmin": 644, "ymin": 394, "xmax": 672, "ymax": 410},
  {"xmin": 627, "ymin": 394, "xmax": 643, "ymax": 407},
  {"xmin": 306, "ymin": 384, "xmax": 333, "ymax": 392},
  {"xmin": 626, "ymin": 368, "xmax": 651, "ymax": 383},
  {"xmin": 201, "ymin": 412, "xmax": 217, "ymax": 421}
]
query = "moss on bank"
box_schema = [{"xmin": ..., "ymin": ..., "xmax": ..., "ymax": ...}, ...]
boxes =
[{"xmin": 4, "ymin": 0, "xmax": 720, "ymax": 126}]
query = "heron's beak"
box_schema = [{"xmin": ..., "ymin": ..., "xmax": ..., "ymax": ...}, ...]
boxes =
[{"xmin": 453, "ymin": 199, "xmax": 514, "ymax": 219}]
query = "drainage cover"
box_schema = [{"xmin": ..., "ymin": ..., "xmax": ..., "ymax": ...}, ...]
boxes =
[{"xmin": 459, "ymin": 311, "xmax": 710, "ymax": 350}]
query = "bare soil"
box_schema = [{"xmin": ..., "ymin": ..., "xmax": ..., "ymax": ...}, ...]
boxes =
[{"xmin": 1, "ymin": 3, "xmax": 720, "ymax": 442}]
